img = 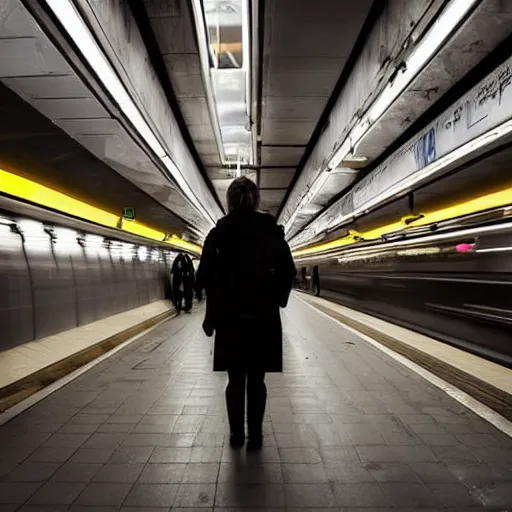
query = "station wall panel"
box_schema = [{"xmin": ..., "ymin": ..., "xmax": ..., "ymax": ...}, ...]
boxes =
[{"xmin": 0, "ymin": 221, "xmax": 174, "ymax": 352}]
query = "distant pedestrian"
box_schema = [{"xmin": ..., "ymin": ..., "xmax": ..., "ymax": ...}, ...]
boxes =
[
  {"xmin": 313, "ymin": 265, "xmax": 320, "ymax": 296},
  {"xmin": 182, "ymin": 253, "xmax": 195, "ymax": 312},
  {"xmin": 171, "ymin": 252, "xmax": 196, "ymax": 313}
]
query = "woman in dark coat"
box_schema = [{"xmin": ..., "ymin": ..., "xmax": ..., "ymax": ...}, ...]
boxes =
[{"xmin": 196, "ymin": 177, "xmax": 296, "ymax": 450}]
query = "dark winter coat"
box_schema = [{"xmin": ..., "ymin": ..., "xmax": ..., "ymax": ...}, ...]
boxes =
[{"xmin": 196, "ymin": 210, "xmax": 296, "ymax": 372}]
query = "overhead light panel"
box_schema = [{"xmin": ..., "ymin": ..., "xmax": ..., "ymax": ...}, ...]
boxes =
[
  {"xmin": 327, "ymin": 139, "xmax": 352, "ymax": 171},
  {"xmin": 191, "ymin": 0, "xmax": 254, "ymax": 167},
  {"xmin": 160, "ymin": 156, "xmax": 213, "ymax": 226},
  {"xmin": 365, "ymin": 0, "xmax": 478, "ymax": 127},
  {"xmin": 284, "ymin": 162, "xmax": 360, "ymax": 234},
  {"xmin": 286, "ymin": 0, "xmax": 479, "ymax": 239},
  {"xmin": 341, "ymin": 156, "xmax": 369, "ymax": 169}
]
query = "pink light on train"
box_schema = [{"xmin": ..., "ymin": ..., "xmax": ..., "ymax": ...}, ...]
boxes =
[{"xmin": 456, "ymin": 243, "xmax": 474, "ymax": 253}]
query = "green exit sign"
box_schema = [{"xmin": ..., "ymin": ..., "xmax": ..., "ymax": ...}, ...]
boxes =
[{"xmin": 122, "ymin": 207, "xmax": 135, "ymax": 220}]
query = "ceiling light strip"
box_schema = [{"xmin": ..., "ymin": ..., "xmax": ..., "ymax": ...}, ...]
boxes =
[
  {"xmin": 284, "ymin": 166, "xmax": 359, "ymax": 235},
  {"xmin": 327, "ymin": 0, "xmax": 479, "ymax": 171},
  {"xmin": 44, "ymin": 0, "xmax": 215, "ymax": 229},
  {"xmin": 191, "ymin": 0, "xmax": 227, "ymax": 165},
  {"xmin": 192, "ymin": 0, "xmax": 254, "ymax": 166},
  {"xmin": 284, "ymin": 170, "xmax": 331, "ymax": 232},
  {"xmin": 242, "ymin": 0, "xmax": 255, "ymax": 165},
  {"xmin": 250, "ymin": 0, "xmax": 259, "ymax": 166}
]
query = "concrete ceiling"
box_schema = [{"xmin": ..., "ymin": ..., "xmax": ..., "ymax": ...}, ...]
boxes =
[
  {"xmin": 3, "ymin": 0, "xmax": 508, "ymax": 251},
  {"xmin": 141, "ymin": 0, "xmax": 373, "ymax": 215},
  {"xmin": 142, "ymin": 0, "xmax": 225, "ymax": 205},
  {"xmin": 259, "ymin": 0, "xmax": 373, "ymax": 216},
  {"xmin": 0, "ymin": 0, "xmax": 376, "ymax": 241}
]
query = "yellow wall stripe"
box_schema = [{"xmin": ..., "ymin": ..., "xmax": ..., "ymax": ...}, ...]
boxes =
[{"xmin": 0, "ymin": 168, "xmax": 201, "ymax": 255}]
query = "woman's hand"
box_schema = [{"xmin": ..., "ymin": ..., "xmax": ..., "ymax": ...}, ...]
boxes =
[{"xmin": 202, "ymin": 318, "xmax": 214, "ymax": 337}]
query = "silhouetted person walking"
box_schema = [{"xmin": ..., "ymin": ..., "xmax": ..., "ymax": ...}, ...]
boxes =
[
  {"xmin": 182, "ymin": 253, "xmax": 195, "ymax": 312},
  {"xmin": 197, "ymin": 177, "xmax": 296, "ymax": 450},
  {"xmin": 313, "ymin": 265, "xmax": 320, "ymax": 296},
  {"xmin": 171, "ymin": 252, "xmax": 196, "ymax": 313}
]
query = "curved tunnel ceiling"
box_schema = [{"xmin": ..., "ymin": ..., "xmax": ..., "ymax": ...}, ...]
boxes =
[{"xmin": 1, "ymin": 0, "xmax": 512, "ymax": 251}]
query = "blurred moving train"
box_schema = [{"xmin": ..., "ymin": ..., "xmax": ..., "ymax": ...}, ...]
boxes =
[{"xmin": 294, "ymin": 210, "xmax": 512, "ymax": 368}]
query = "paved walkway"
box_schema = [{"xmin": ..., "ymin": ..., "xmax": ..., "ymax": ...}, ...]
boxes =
[{"xmin": 0, "ymin": 295, "xmax": 511, "ymax": 511}]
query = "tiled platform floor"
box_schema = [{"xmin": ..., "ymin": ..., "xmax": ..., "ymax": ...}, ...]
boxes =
[{"xmin": 0, "ymin": 294, "xmax": 511, "ymax": 511}]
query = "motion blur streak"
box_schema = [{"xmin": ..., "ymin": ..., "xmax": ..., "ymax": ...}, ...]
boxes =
[{"xmin": 293, "ymin": 186, "xmax": 512, "ymax": 257}]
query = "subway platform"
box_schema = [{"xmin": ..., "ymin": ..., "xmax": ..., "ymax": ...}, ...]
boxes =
[{"xmin": 0, "ymin": 295, "xmax": 511, "ymax": 511}]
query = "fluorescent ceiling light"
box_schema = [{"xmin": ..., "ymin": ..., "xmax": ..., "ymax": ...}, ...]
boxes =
[
  {"xmin": 477, "ymin": 246, "xmax": 512, "ymax": 253},
  {"xmin": 191, "ymin": 0, "xmax": 226, "ymax": 164},
  {"xmin": 161, "ymin": 156, "xmax": 214, "ymax": 228},
  {"xmin": 327, "ymin": 139, "xmax": 352, "ymax": 171},
  {"xmin": 192, "ymin": 0, "xmax": 254, "ymax": 166},
  {"xmin": 341, "ymin": 157, "xmax": 368, "ymax": 169},
  {"xmin": 285, "ymin": 165, "xmax": 359, "ymax": 233},
  {"xmin": 44, "ymin": 0, "xmax": 166, "ymax": 159},
  {"xmin": 44, "ymin": 0, "xmax": 214, "ymax": 230},
  {"xmin": 366, "ymin": 0, "xmax": 477, "ymax": 126},
  {"xmin": 287, "ymin": 0, "xmax": 478, "ymax": 236},
  {"xmin": 331, "ymin": 168, "xmax": 358, "ymax": 175},
  {"xmin": 327, "ymin": 0, "xmax": 477, "ymax": 172}
]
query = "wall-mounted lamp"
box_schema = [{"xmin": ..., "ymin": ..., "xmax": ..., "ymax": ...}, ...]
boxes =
[{"xmin": 341, "ymin": 156, "xmax": 369, "ymax": 169}]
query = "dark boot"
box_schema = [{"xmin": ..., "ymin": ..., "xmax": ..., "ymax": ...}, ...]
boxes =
[
  {"xmin": 226, "ymin": 371, "xmax": 246, "ymax": 448},
  {"xmin": 246, "ymin": 371, "xmax": 266, "ymax": 450}
]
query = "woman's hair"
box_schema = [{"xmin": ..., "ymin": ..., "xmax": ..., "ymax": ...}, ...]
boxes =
[{"xmin": 226, "ymin": 177, "xmax": 260, "ymax": 212}]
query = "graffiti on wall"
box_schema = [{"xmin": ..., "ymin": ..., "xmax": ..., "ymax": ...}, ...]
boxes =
[{"xmin": 413, "ymin": 127, "xmax": 436, "ymax": 168}]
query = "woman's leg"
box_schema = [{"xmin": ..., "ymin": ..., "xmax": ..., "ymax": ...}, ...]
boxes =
[
  {"xmin": 226, "ymin": 370, "xmax": 246, "ymax": 446},
  {"xmin": 246, "ymin": 371, "xmax": 266, "ymax": 449}
]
